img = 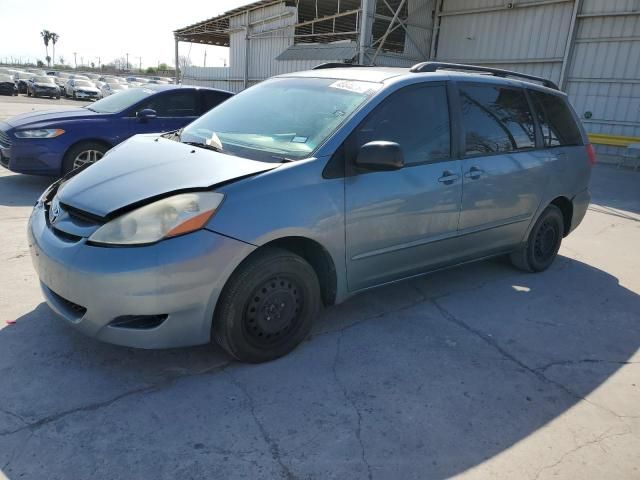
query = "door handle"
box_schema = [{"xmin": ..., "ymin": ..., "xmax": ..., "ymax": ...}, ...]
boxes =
[
  {"xmin": 464, "ymin": 166, "xmax": 484, "ymax": 179},
  {"xmin": 438, "ymin": 170, "xmax": 460, "ymax": 185}
]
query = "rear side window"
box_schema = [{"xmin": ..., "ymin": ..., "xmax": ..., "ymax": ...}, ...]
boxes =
[
  {"xmin": 460, "ymin": 85, "xmax": 535, "ymax": 156},
  {"xmin": 143, "ymin": 91, "xmax": 198, "ymax": 117},
  {"xmin": 354, "ymin": 84, "xmax": 450, "ymax": 165},
  {"xmin": 202, "ymin": 91, "xmax": 232, "ymax": 113},
  {"xmin": 530, "ymin": 90, "xmax": 583, "ymax": 147}
]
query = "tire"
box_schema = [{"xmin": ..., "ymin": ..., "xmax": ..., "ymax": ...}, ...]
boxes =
[
  {"xmin": 510, "ymin": 205, "xmax": 564, "ymax": 272},
  {"xmin": 27, "ymin": 90, "xmax": 31, "ymax": 97},
  {"xmin": 213, "ymin": 247, "xmax": 321, "ymax": 363},
  {"xmin": 61, "ymin": 141, "xmax": 108, "ymax": 175},
  {"xmin": 72, "ymin": 91, "xmax": 76, "ymax": 100}
]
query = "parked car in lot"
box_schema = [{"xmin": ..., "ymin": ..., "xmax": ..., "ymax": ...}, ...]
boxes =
[
  {"xmin": 27, "ymin": 76, "xmax": 61, "ymax": 99},
  {"xmin": 14, "ymin": 72, "xmax": 36, "ymax": 93},
  {"xmin": 25, "ymin": 63, "xmax": 594, "ymax": 362},
  {"xmin": 0, "ymin": 85, "xmax": 232, "ymax": 175},
  {"xmin": 65, "ymin": 79, "xmax": 100, "ymax": 100},
  {"xmin": 0, "ymin": 74, "xmax": 18, "ymax": 95},
  {"xmin": 52, "ymin": 71, "xmax": 71, "ymax": 94},
  {"xmin": 100, "ymin": 82, "xmax": 127, "ymax": 97}
]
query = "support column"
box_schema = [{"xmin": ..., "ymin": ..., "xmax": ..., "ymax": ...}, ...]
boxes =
[
  {"xmin": 559, "ymin": 0, "xmax": 582, "ymax": 90},
  {"xmin": 358, "ymin": 0, "xmax": 375, "ymax": 64},
  {"xmin": 174, "ymin": 38, "xmax": 180, "ymax": 84}
]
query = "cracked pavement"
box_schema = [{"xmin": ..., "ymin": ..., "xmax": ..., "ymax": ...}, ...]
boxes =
[{"xmin": 0, "ymin": 98, "xmax": 639, "ymax": 479}]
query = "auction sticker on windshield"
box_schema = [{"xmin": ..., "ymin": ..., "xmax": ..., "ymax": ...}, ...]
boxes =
[{"xmin": 329, "ymin": 80, "xmax": 380, "ymax": 94}]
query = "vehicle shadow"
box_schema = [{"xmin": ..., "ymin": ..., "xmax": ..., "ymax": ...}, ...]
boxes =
[
  {"xmin": 0, "ymin": 256, "xmax": 638, "ymax": 479},
  {"xmin": 0, "ymin": 172, "xmax": 54, "ymax": 207}
]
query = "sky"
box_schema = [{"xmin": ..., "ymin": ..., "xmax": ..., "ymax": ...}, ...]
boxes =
[{"xmin": 0, "ymin": 0, "xmax": 251, "ymax": 69}]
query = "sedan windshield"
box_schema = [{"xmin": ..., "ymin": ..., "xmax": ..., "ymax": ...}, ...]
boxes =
[
  {"xmin": 35, "ymin": 76, "xmax": 54, "ymax": 83},
  {"xmin": 74, "ymin": 80, "xmax": 93, "ymax": 87},
  {"xmin": 87, "ymin": 87, "xmax": 154, "ymax": 113},
  {"xmin": 180, "ymin": 77, "xmax": 381, "ymax": 161}
]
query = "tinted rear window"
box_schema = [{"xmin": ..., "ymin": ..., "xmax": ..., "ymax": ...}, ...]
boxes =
[
  {"xmin": 460, "ymin": 85, "xmax": 536, "ymax": 156},
  {"xmin": 530, "ymin": 90, "xmax": 583, "ymax": 147},
  {"xmin": 202, "ymin": 91, "xmax": 232, "ymax": 113}
]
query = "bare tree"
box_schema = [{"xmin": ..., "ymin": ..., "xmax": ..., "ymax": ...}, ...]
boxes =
[
  {"xmin": 178, "ymin": 55, "xmax": 191, "ymax": 73},
  {"xmin": 40, "ymin": 30, "xmax": 51, "ymax": 67}
]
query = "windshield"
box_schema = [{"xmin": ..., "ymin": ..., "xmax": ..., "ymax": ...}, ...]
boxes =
[
  {"xmin": 74, "ymin": 80, "xmax": 93, "ymax": 87},
  {"xmin": 180, "ymin": 77, "xmax": 381, "ymax": 161},
  {"xmin": 88, "ymin": 87, "xmax": 154, "ymax": 113},
  {"xmin": 0, "ymin": 74, "xmax": 12, "ymax": 82},
  {"xmin": 35, "ymin": 76, "xmax": 54, "ymax": 83}
]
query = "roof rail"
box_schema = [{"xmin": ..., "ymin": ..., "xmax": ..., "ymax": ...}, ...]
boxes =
[
  {"xmin": 312, "ymin": 62, "xmax": 369, "ymax": 70},
  {"xmin": 409, "ymin": 62, "xmax": 559, "ymax": 90}
]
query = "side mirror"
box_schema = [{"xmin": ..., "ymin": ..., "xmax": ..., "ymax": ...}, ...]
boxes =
[
  {"xmin": 356, "ymin": 141, "xmax": 404, "ymax": 171},
  {"xmin": 137, "ymin": 108, "xmax": 157, "ymax": 122}
]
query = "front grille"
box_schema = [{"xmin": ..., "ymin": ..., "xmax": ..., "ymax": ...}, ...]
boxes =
[
  {"xmin": 0, "ymin": 129, "xmax": 12, "ymax": 147},
  {"xmin": 48, "ymin": 288, "xmax": 87, "ymax": 316}
]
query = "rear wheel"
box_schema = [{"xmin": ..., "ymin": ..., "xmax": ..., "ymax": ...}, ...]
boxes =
[
  {"xmin": 213, "ymin": 248, "xmax": 321, "ymax": 363},
  {"xmin": 61, "ymin": 141, "xmax": 108, "ymax": 175},
  {"xmin": 510, "ymin": 205, "xmax": 564, "ymax": 272}
]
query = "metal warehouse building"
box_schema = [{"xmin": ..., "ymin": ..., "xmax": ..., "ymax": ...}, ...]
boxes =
[{"xmin": 174, "ymin": 0, "xmax": 640, "ymax": 162}]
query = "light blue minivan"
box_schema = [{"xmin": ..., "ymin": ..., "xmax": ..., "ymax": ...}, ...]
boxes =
[{"xmin": 29, "ymin": 62, "xmax": 594, "ymax": 362}]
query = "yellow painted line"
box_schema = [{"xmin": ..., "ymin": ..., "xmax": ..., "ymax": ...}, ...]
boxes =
[{"xmin": 588, "ymin": 133, "xmax": 640, "ymax": 147}]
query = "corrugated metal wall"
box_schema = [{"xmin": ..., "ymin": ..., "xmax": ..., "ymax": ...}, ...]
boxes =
[
  {"xmin": 434, "ymin": 0, "xmax": 574, "ymax": 84},
  {"xmin": 565, "ymin": 0, "xmax": 640, "ymax": 159}
]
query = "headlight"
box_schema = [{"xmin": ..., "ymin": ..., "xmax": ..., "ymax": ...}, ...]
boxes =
[
  {"xmin": 14, "ymin": 129, "xmax": 65, "ymax": 139},
  {"xmin": 88, "ymin": 192, "xmax": 224, "ymax": 246}
]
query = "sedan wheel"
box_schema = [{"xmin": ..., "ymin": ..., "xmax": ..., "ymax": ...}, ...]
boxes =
[{"xmin": 73, "ymin": 149, "xmax": 104, "ymax": 170}]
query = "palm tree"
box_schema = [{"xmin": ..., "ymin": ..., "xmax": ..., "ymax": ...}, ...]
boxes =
[
  {"xmin": 40, "ymin": 30, "xmax": 51, "ymax": 67},
  {"xmin": 50, "ymin": 33, "xmax": 60, "ymax": 66}
]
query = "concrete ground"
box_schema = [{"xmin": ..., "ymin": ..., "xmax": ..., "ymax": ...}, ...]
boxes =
[{"xmin": 0, "ymin": 96, "xmax": 638, "ymax": 480}]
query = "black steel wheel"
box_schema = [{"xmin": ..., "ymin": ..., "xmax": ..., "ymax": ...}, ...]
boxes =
[
  {"xmin": 214, "ymin": 247, "xmax": 321, "ymax": 363},
  {"xmin": 510, "ymin": 205, "xmax": 564, "ymax": 272}
]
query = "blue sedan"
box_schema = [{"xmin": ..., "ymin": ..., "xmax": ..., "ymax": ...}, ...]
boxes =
[{"xmin": 0, "ymin": 85, "xmax": 233, "ymax": 176}]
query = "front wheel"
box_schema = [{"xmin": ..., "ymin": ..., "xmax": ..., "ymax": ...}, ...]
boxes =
[
  {"xmin": 510, "ymin": 205, "xmax": 564, "ymax": 272},
  {"xmin": 213, "ymin": 248, "xmax": 321, "ymax": 363},
  {"xmin": 61, "ymin": 141, "xmax": 108, "ymax": 175}
]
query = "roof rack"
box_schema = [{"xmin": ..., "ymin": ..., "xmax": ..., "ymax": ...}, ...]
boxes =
[
  {"xmin": 312, "ymin": 62, "xmax": 369, "ymax": 70},
  {"xmin": 409, "ymin": 62, "xmax": 559, "ymax": 90}
]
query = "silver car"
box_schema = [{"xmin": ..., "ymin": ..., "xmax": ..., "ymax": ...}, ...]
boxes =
[{"xmin": 28, "ymin": 62, "xmax": 594, "ymax": 363}]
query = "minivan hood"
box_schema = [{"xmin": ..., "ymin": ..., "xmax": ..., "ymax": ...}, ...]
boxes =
[
  {"xmin": 57, "ymin": 135, "xmax": 280, "ymax": 218},
  {"xmin": 6, "ymin": 108, "xmax": 99, "ymax": 127}
]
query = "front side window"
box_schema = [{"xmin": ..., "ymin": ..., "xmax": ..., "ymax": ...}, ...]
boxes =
[
  {"xmin": 530, "ymin": 90, "xmax": 583, "ymax": 147},
  {"xmin": 180, "ymin": 77, "xmax": 381, "ymax": 161},
  {"xmin": 460, "ymin": 85, "xmax": 535, "ymax": 156},
  {"xmin": 353, "ymin": 84, "xmax": 451, "ymax": 165}
]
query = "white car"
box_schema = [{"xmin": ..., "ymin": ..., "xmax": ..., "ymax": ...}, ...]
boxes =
[
  {"xmin": 99, "ymin": 82, "xmax": 128, "ymax": 97},
  {"xmin": 65, "ymin": 79, "xmax": 100, "ymax": 100}
]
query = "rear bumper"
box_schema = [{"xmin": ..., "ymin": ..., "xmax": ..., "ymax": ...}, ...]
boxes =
[
  {"xmin": 28, "ymin": 203, "xmax": 255, "ymax": 348},
  {"xmin": 569, "ymin": 188, "xmax": 590, "ymax": 234}
]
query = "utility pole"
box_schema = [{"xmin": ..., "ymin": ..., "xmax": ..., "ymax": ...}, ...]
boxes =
[
  {"xmin": 203, "ymin": 50, "xmax": 207, "ymax": 67},
  {"xmin": 138, "ymin": 56, "xmax": 142, "ymax": 72},
  {"xmin": 73, "ymin": 52, "xmax": 77, "ymax": 69},
  {"xmin": 126, "ymin": 53, "xmax": 129, "ymax": 71}
]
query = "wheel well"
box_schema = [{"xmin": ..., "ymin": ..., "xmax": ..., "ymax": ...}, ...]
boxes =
[
  {"xmin": 550, "ymin": 196, "xmax": 573, "ymax": 236},
  {"xmin": 263, "ymin": 237, "xmax": 338, "ymax": 306}
]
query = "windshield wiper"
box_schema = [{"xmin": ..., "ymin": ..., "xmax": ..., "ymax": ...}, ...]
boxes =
[
  {"xmin": 182, "ymin": 141, "xmax": 225, "ymax": 154},
  {"xmin": 271, "ymin": 155, "xmax": 296, "ymax": 163},
  {"xmin": 85, "ymin": 106, "xmax": 96, "ymax": 112}
]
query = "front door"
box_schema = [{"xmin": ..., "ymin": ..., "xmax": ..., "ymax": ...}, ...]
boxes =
[
  {"xmin": 456, "ymin": 83, "xmax": 547, "ymax": 257},
  {"xmin": 345, "ymin": 83, "xmax": 463, "ymax": 291}
]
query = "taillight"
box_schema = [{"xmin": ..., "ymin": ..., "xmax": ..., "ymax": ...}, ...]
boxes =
[{"xmin": 586, "ymin": 144, "xmax": 597, "ymax": 166}]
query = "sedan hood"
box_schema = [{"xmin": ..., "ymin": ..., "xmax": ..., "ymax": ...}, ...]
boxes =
[
  {"xmin": 5, "ymin": 108, "xmax": 99, "ymax": 128},
  {"xmin": 57, "ymin": 135, "xmax": 280, "ymax": 218},
  {"xmin": 34, "ymin": 82, "xmax": 58, "ymax": 88}
]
